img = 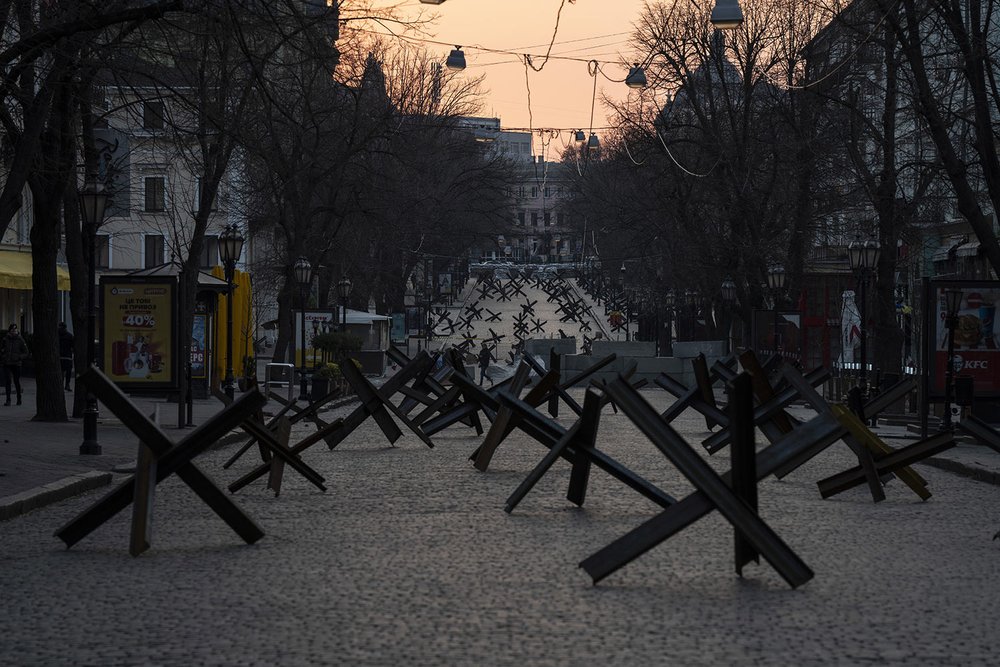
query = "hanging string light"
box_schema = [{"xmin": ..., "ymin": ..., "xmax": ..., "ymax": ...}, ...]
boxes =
[{"xmin": 625, "ymin": 63, "xmax": 647, "ymax": 89}]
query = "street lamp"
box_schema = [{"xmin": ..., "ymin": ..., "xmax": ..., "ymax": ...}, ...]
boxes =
[
  {"xmin": 625, "ymin": 64, "xmax": 648, "ymax": 89},
  {"xmin": 721, "ymin": 277, "xmax": 736, "ymax": 354},
  {"xmin": 766, "ymin": 264, "xmax": 786, "ymax": 356},
  {"xmin": 218, "ymin": 223, "xmax": 245, "ymax": 399},
  {"xmin": 294, "ymin": 256, "xmax": 312, "ymax": 401},
  {"xmin": 848, "ymin": 234, "xmax": 881, "ymax": 392},
  {"xmin": 942, "ymin": 287, "xmax": 963, "ymax": 430},
  {"xmin": 337, "ymin": 275, "xmax": 352, "ymax": 333},
  {"xmin": 711, "ymin": 0, "xmax": 745, "ymax": 29},
  {"xmin": 619, "ymin": 263, "xmax": 627, "ymax": 341},
  {"xmin": 664, "ymin": 288, "xmax": 675, "ymax": 355},
  {"xmin": 78, "ymin": 177, "xmax": 109, "ymax": 455}
]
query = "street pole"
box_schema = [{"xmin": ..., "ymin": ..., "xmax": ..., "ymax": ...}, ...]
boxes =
[
  {"xmin": 218, "ymin": 224, "xmax": 244, "ymax": 400},
  {"xmin": 859, "ymin": 272, "xmax": 867, "ymax": 394},
  {"xmin": 942, "ymin": 312, "xmax": 957, "ymax": 430},
  {"xmin": 78, "ymin": 178, "xmax": 108, "ymax": 456},
  {"xmin": 299, "ymin": 286, "xmax": 309, "ymax": 401},
  {"xmin": 224, "ymin": 264, "xmax": 235, "ymax": 399},
  {"xmin": 80, "ymin": 224, "xmax": 100, "ymax": 455},
  {"xmin": 941, "ymin": 288, "xmax": 962, "ymax": 430}
]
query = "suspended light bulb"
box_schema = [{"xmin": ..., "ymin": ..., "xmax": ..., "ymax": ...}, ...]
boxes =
[
  {"xmin": 574, "ymin": 129, "xmax": 586, "ymax": 142},
  {"xmin": 587, "ymin": 133, "xmax": 600, "ymax": 151},
  {"xmin": 446, "ymin": 46, "xmax": 466, "ymax": 71},
  {"xmin": 711, "ymin": 0, "xmax": 744, "ymax": 29},
  {"xmin": 625, "ymin": 64, "xmax": 647, "ymax": 89}
]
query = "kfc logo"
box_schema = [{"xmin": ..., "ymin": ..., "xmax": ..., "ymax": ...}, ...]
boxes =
[{"xmin": 952, "ymin": 354, "xmax": 989, "ymax": 372}]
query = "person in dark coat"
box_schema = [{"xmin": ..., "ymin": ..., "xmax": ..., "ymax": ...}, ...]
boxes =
[
  {"xmin": 58, "ymin": 322, "xmax": 74, "ymax": 391},
  {"xmin": 478, "ymin": 343, "xmax": 492, "ymax": 386},
  {"xmin": 1, "ymin": 323, "xmax": 29, "ymax": 406}
]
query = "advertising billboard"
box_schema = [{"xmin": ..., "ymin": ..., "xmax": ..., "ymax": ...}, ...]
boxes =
[
  {"xmin": 191, "ymin": 312, "xmax": 207, "ymax": 379},
  {"xmin": 924, "ymin": 279, "xmax": 1000, "ymax": 398},
  {"xmin": 100, "ymin": 277, "xmax": 177, "ymax": 390}
]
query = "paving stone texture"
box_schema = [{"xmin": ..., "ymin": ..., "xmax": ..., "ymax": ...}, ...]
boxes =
[{"xmin": 1, "ymin": 389, "xmax": 998, "ymax": 666}]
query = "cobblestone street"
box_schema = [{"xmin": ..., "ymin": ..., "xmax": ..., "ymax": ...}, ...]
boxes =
[{"xmin": 1, "ymin": 390, "xmax": 997, "ymax": 666}]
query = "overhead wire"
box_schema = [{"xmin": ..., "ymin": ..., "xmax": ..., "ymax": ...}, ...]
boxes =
[{"xmin": 525, "ymin": 0, "xmax": 573, "ymax": 72}]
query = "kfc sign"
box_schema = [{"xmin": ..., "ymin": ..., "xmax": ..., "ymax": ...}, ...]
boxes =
[
  {"xmin": 953, "ymin": 355, "xmax": 989, "ymax": 371},
  {"xmin": 926, "ymin": 280, "xmax": 1000, "ymax": 398}
]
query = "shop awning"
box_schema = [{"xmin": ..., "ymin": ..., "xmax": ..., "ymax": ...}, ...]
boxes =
[
  {"xmin": 0, "ymin": 249, "xmax": 71, "ymax": 290},
  {"xmin": 956, "ymin": 240, "xmax": 981, "ymax": 257}
]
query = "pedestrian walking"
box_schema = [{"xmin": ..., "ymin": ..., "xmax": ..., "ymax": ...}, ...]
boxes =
[
  {"xmin": 1, "ymin": 323, "xmax": 30, "ymax": 406},
  {"xmin": 478, "ymin": 342, "xmax": 491, "ymax": 386},
  {"xmin": 58, "ymin": 322, "xmax": 74, "ymax": 391}
]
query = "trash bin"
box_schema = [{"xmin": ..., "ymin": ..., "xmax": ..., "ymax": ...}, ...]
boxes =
[
  {"xmin": 265, "ymin": 363, "xmax": 295, "ymax": 403},
  {"xmin": 955, "ymin": 375, "xmax": 974, "ymax": 407}
]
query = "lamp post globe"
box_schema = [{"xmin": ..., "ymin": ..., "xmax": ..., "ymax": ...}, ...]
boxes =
[
  {"xmin": 218, "ymin": 224, "xmax": 244, "ymax": 399},
  {"xmin": 849, "ymin": 234, "xmax": 879, "ymax": 393},
  {"xmin": 294, "ymin": 256, "xmax": 312, "ymax": 401},
  {"xmin": 79, "ymin": 177, "xmax": 110, "ymax": 455},
  {"xmin": 766, "ymin": 264, "xmax": 786, "ymax": 356},
  {"xmin": 337, "ymin": 276, "xmax": 352, "ymax": 332}
]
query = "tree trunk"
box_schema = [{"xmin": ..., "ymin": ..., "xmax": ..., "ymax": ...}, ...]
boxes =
[
  {"xmin": 29, "ymin": 194, "xmax": 67, "ymax": 421},
  {"xmin": 872, "ymin": 22, "xmax": 903, "ymax": 378}
]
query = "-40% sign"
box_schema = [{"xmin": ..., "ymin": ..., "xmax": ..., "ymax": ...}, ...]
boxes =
[{"xmin": 122, "ymin": 313, "xmax": 156, "ymax": 328}]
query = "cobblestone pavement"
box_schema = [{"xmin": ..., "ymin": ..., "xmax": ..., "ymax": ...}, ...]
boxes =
[{"xmin": 1, "ymin": 390, "xmax": 998, "ymax": 666}]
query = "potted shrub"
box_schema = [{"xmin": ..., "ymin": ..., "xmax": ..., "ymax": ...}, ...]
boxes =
[
  {"xmin": 313, "ymin": 331, "xmax": 363, "ymax": 365},
  {"xmin": 311, "ymin": 362, "xmax": 340, "ymax": 399}
]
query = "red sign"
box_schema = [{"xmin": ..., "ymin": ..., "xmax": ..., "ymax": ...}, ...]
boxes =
[{"xmin": 928, "ymin": 282, "xmax": 1000, "ymax": 397}]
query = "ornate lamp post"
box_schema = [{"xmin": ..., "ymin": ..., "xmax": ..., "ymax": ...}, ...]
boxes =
[
  {"xmin": 293, "ymin": 256, "xmax": 312, "ymax": 401},
  {"xmin": 848, "ymin": 235, "xmax": 881, "ymax": 392},
  {"xmin": 721, "ymin": 277, "xmax": 737, "ymax": 354},
  {"xmin": 942, "ymin": 287, "xmax": 963, "ymax": 430},
  {"xmin": 619, "ymin": 263, "xmax": 627, "ymax": 341},
  {"xmin": 766, "ymin": 264, "xmax": 786, "ymax": 355},
  {"xmin": 218, "ymin": 223, "xmax": 245, "ymax": 399},
  {"xmin": 337, "ymin": 276, "xmax": 352, "ymax": 332},
  {"xmin": 663, "ymin": 289, "xmax": 675, "ymax": 356},
  {"xmin": 78, "ymin": 177, "xmax": 109, "ymax": 455}
]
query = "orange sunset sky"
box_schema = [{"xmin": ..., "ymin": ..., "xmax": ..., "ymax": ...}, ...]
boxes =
[{"xmin": 369, "ymin": 0, "xmax": 652, "ymax": 145}]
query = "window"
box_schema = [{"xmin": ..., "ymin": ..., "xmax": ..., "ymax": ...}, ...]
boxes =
[
  {"xmin": 96, "ymin": 235, "xmax": 110, "ymax": 269},
  {"xmin": 544, "ymin": 187, "xmax": 551, "ymax": 198},
  {"xmin": 144, "ymin": 177, "xmax": 165, "ymax": 212},
  {"xmin": 143, "ymin": 101, "xmax": 164, "ymax": 130},
  {"xmin": 530, "ymin": 186, "xmax": 538, "ymax": 198},
  {"xmin": 200, "ymin": 235, "xmax": 219, "ymax": 269},
  {"xmin": 544, "ymin": 211, "xmax": 551, "ymax": 226},
  {"xmin": 557, "ymin": 212, "xmax": 565, "ymax": 226},
  {"xmin": 531, "ymin": 212, "xmax": 539, "ymax": 227},
  {"xmin": 144, "ymin": 234, "xmax": 164, "ymax": 269},
  {"xmin": 517, "ymin": 210, "xmax": 525, "ymax": 226}
]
